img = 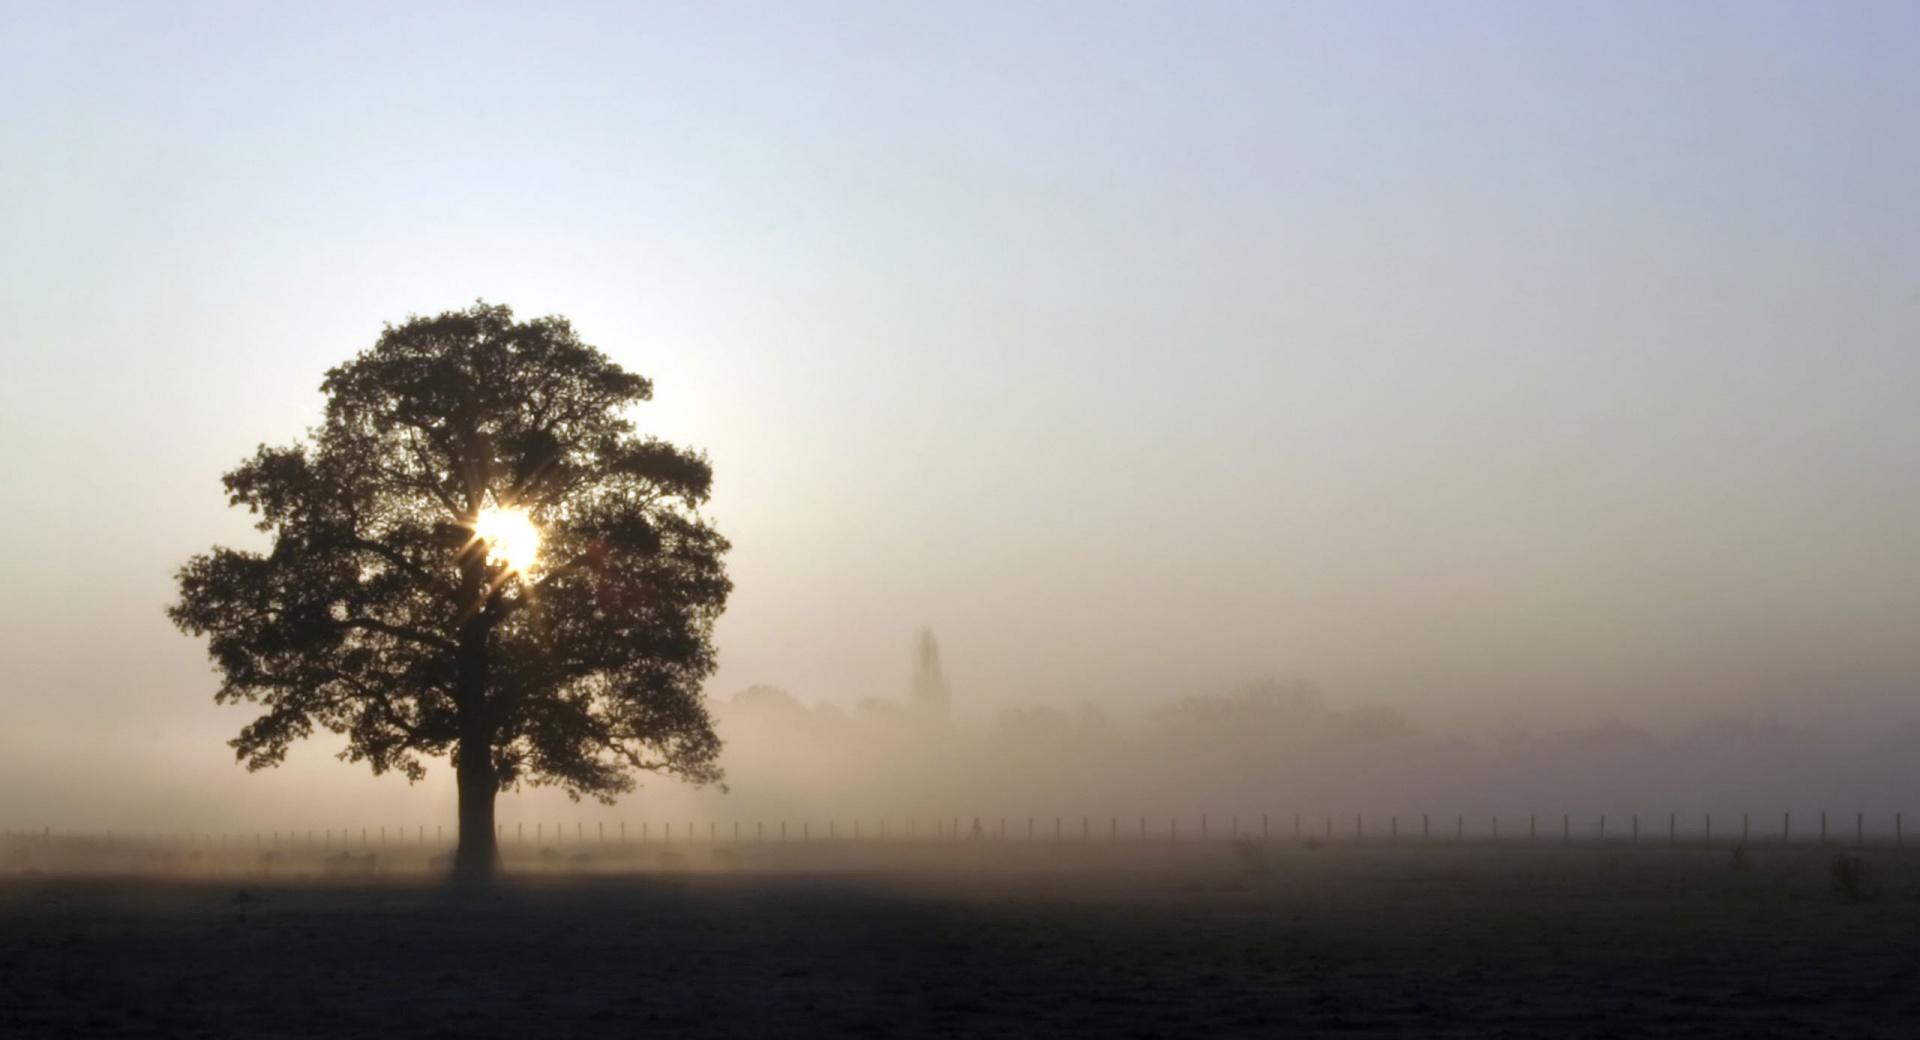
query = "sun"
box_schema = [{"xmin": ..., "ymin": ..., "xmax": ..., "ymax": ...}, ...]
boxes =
[{"xmin": 473, "ymin": 506, "xmax": 542, "ymax": 574}]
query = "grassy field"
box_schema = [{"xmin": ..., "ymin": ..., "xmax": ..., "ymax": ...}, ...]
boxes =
[{"xmin": 3, "ymin": 842, "xmax": 1917, "ymax": 1037}]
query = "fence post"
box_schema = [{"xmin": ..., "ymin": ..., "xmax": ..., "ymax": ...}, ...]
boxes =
[
  {"xmin": 1294, "ymin": 814, "xmax": 1301, "ymax": 841},
  {"xmin": 1668, "ymin": 812, "xmax": 1676, "ymax": 845},
  {"xmin": 1529, "ymin": 814, "xmax": 1536, "ymax": 843},
  {"xmin": 1354, "ymin": 814, "xmax": 1361, "ymax": 842},
  {"xmin": 1819, "ymin": 811, "xmax": 1827, "ymax": 846},
  {"xmin": 1201, "ymin": 815, "xmax": 1208, "ymax": 841},
  {"xmin": 1391, "ymin": 815, "xmax": 1398, "ymax": 842}
]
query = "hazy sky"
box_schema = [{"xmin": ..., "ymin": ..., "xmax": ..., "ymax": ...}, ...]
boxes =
[{"xmin": 3, "ymin": 2, "xmax": 1918, "ymax": 825}]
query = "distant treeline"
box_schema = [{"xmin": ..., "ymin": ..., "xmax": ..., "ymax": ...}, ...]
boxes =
[{"xmin": 682, "ymin": 679, "xmax": 1920, "ymax": 823}]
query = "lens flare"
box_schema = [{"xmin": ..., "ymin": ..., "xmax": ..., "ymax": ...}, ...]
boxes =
[{"xmin": 473, "ymin": 506, "xmax": 541, "ymax": 574}]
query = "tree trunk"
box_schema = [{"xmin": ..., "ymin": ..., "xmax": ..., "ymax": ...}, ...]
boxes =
[
  {"xmin": 452, "ymin": 734, "xmax": 499, "ymax": 880},
  {"xmin": 451, "ymin": 549, "xmax": 500, "ymax": 881}
]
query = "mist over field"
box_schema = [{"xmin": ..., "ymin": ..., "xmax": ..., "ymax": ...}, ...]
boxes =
[
  {"xmin": 706, "ymin": 675, "xmax": 1920, "ymax": 828},
  {"xmin": 10, "ymin": 630, "xmax": 1917, "ymax": 837}
]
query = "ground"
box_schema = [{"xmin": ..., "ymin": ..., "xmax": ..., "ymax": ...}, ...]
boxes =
[{"xmin": 2, "ymin": 843, "xmax": 1917, "ymax": 1037}]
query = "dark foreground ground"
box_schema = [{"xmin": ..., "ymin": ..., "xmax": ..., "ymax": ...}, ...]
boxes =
[{"xmin": 3, "ymin": 844, "xmax": 1918, "ymax": 1038}]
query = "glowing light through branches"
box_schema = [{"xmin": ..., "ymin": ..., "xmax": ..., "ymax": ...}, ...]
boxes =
[{"xmin": 473, "ymin": 506, "xmax": 542, "ymax": 575}]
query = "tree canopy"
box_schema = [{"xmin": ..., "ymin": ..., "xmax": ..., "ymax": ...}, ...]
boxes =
[{"xmin": 169, "ymin": 302, "xmax": 730, "ymax": 871}]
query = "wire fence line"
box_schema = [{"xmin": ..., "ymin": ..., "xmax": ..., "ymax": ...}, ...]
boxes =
[{"xmin": 3, "ymin": 809, "xmax": 1912, "ymax": 852}]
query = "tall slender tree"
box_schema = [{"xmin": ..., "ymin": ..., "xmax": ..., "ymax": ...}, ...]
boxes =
[{"xmin": 169, "ymin": 302, "xmax": 730, "ymax": 879}]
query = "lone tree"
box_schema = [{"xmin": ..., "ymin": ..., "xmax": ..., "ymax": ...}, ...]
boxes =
[{"xmin": 169, "ymin": 302, "xmax": 730, "ymax": 879}]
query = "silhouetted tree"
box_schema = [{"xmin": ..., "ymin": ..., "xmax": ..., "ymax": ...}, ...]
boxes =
[{"xmin": 169, "ymin": 302, "xmax": 730, "ymax": 880}]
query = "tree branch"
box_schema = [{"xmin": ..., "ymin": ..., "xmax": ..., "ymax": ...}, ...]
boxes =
[
  {"xmin": 346, "ymin": 537, "xmax": 454, "ymax": 598},
  {"xmin": 339, "ymin": 616, "xmax": 457, "ymax": 653}
]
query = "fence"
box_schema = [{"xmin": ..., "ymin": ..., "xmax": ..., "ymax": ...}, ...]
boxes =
[{"xmin": 3, "ymin": 809, "xmax": 1911, "ymax": 854}]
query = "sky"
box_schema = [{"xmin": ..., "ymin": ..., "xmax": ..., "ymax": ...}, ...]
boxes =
[{"xmin": 2, "ymin": 1, "xmax": 1918, "ymax": 828}]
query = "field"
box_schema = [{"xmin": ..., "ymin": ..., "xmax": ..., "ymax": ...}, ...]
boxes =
[{"xmin": 3, "ymin": 840, "xmax": 1918, "ymax": 1038}]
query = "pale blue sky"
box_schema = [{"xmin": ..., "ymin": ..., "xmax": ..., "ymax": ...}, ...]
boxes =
[{"xmin": 2, "ymin": 2, "xmax": 1918, "ymax": 823}]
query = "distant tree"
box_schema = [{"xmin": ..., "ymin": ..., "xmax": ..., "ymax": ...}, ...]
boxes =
[{"xmin": 168, "ymin": 302, "xmax": 731, "ymax": 880}]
